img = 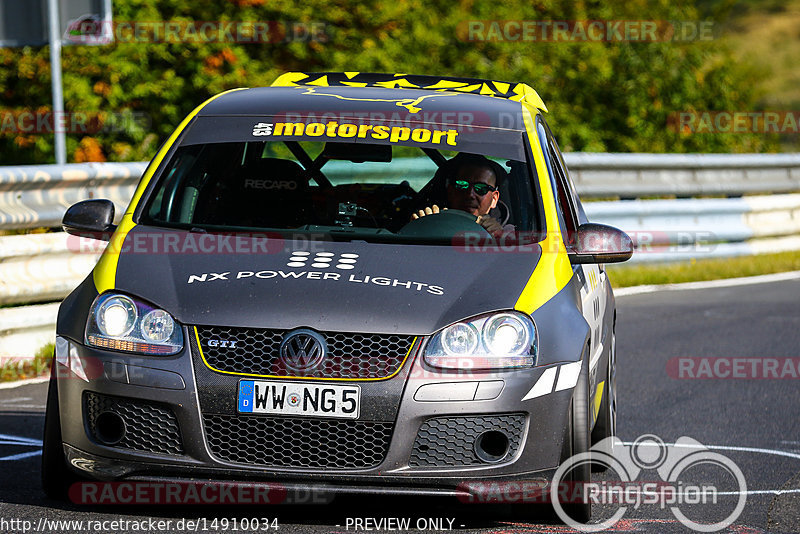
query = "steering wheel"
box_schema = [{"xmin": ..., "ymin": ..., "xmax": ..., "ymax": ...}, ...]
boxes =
[
  {"xmin": 397, "ymin": 208, "xmax": 491, "ymax": 238},
  {"xmin": 495, "ymin": 200, "xmax": 511, "ymax": 226}
]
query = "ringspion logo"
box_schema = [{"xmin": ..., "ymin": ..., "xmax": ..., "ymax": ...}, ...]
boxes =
[{"xmin": 552, "ymin": 435, "xmax": 746, "ymax": 532}]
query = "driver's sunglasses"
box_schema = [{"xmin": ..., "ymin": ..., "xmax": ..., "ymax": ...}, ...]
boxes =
[{"xmin": 451, "ymin": 180, "xmax": 497, "ymax": 196}]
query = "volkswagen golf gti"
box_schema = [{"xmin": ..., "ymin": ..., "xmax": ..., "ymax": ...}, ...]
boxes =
[{"xmin": 43, "ymin": 72, "xmax": 632, "ymax": 521}]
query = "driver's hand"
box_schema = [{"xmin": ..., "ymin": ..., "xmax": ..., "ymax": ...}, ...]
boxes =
[
  {"xmin": 476, "ymin": 215, "xmax": 503, "ymax": 234},
  {"xmin": 411, "ymin": 205, "xmax": 446, "ymax": 220}
]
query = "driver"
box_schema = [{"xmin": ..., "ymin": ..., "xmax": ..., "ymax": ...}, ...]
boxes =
[{"xmin": 411, "ymin": 153, "xmax": 508, "ymax": 235}]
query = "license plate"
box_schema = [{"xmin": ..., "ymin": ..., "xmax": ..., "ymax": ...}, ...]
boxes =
[{"xmin": 237, "ymin": 380, "xmax": 360, "ymax": 419}]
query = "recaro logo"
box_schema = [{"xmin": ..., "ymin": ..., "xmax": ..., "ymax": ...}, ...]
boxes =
[
  {"xmin": 286, "ymin": 251, "xmax": 359, "ymax": 270},
  {"xmin": 244, "ymin": 179, "xmax": 298, "ymax": 190}
]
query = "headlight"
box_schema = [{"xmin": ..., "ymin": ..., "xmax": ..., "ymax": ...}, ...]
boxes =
[
  {"xmin": 86, "ymin": 293, "xmax": 183, "ymax": 355},
  {"xmin": 97, "ymin": 296, "xmax": 137, "ymax": 337},
  {"xmin": 441, "ymin": 322, "xmax": 479, "ymax": 355},
  {"xmin": 424, "ymin": 311, "xmax": 537, "ymax": 370}
]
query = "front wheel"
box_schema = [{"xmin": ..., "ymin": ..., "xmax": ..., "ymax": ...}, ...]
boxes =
[
  {"xmin": 41, "ymin": 367, "xmax": 79, "ymax": 501},
  {"xmin": 556, "ymin": 359, "xmax": 592, "ymax": 524}
]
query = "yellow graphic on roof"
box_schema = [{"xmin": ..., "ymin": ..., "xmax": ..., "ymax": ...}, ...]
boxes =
[
  {"xmin": 300, "ymin": 87, "xmax": 450, "ymax": 114},
  {"xmin": 272, "ymin": 72, "xmax": 548, "ymax": 112}
]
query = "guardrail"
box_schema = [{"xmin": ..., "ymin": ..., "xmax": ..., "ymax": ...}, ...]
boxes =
[
  {"xmin": 1, "ymin": 154, "xmax": 799, "ymax": 360},
  {"xmin": 566, "ymin": 152, "xmax": 800, "ymax": 197},
  {"xmin": 0, "ymin": 161, "xmax": 146, "ymax": 230},
  {"xmin": 584, "ymin": 194, "xmax": 800, "ymax": 263},
  {"xmin": 3, "ymin": 154, "xmax": 800, "ymax": 230}
]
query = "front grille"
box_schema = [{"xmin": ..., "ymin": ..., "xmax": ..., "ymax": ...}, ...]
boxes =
[
  {"xmin": 84, "ymin": 392, "xmax": 184, "ymax": 455},
  {"xmin": 203, "ymin": 413, "xmax": 393, "ymax": 469},
  {"xmin": 410, "ymin": 414, "xmax": 526, "ymax": 467},
  {"xmin": 195, "ymin": 325, "xmax": 414, "ymax": 379}
]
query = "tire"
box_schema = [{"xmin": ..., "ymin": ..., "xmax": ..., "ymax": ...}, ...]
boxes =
[
  {"xmin": 41, "ymin": 367, "xmax": 79, "ymax": 501},
  {"xmin": 591, "ymin": 330, "xmax": 617, "ymax": 469},
  {"xmin": 504, "ymin": 359, "xmax": 592, "ymax": 524},
  {"xmin": 557, "ymin": 358, "xmax": 592, "ymax": 524}
]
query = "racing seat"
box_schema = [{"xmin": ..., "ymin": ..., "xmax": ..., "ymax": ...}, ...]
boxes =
[
  {"xmin": 412, "ymin": 165, "xmax": 449, "ymax": 213},
  {"xmin": 198, "ymin": 158, "xmax": 313, "ymax": 229}
]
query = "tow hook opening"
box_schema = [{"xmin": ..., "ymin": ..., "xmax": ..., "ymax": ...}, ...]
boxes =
[
  {"xmin": 474, "ymin": 430, "xmax": 510, "ymax": 463},
  {"xmin": 95, "ymin": 411, "xmax": 126, "ymax": 445}
]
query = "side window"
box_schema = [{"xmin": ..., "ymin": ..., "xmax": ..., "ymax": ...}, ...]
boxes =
[
  {"xmin": 536, "ymin": 120, "xmax": 572, "ymax": 243},
  {"xmin": 544, "ymin": 122, "xmax": 588, "ymax": 225},
  {"xmin": 547, "ymin": 143, "xmax": 579, "ymax": 238}
]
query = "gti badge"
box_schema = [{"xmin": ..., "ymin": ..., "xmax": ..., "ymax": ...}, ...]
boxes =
[
  {"xmin": 280, "ymin": 329, "xmax": 326, "ymax": 371},
  {"xmin": 208, "ymin": 339, "xmax": 237, "ymax": 349}
]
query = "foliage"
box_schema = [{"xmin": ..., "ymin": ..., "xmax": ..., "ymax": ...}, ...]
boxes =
[
  {"xmin": 0, "ymin": 0, "xmax": 780, "ymax": 164},
  {"xmin": 0, "ymin": 342, "xmax": 53, "ymax": 382}
]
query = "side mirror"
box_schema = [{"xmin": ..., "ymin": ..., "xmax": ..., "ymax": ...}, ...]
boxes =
[
  {"xmin": 62, "ymin": 199, "xmax": 117, "ymax": 241},
  {"xmin": 568, "ymin": 223, "xmax": 633, "ymax": 264}
]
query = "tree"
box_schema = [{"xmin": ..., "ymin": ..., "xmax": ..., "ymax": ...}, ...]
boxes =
[{"xmin": 0, "ymin": 0, "xmax": 777, "ymax": 164}]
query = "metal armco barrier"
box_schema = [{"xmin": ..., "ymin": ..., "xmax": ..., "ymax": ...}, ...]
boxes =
[
  {"xmin": 584, "ymin": 194, "xmax": 800, "ymax": 263},
  {"xmin": 0, "ymin": 302, "xmax": 59, "ymax": 366},
  {"xmin": 1, "ymin": 154, "xmax": 799, "ymax": 360},
  {"xmin": 566, "ymin": 152, "xmax": 800, "ymax": 197},
  {"xmin": 3, "ymin": 154, "xmax": 800, "ymax": 229},
  {"xmin": 0, "ymin": 161, "xmax": 146, "ymax": 229}
]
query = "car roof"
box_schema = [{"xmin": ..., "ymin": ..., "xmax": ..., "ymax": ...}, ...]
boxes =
[{"xmin": 198, "ymin": 72, "xmax": 546, "ymax": 131}]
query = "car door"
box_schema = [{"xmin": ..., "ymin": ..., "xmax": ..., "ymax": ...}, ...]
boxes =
[{"xmin": 537, "ymin": 119, "xmax": 607, "ymax": 424}]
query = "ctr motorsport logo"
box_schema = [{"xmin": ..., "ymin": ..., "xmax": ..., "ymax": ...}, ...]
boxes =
[
  {"xmin": 251, "ymin": 120, "xmax": 459, "ymax": 146},
  {"xmin": 187, "ymin": 250, "xmax": 445, "ymax": 295}
]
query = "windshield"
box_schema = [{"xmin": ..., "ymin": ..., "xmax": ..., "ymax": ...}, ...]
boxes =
[{"xmin": 141, "ymin": 119, "xmax": 543, "ymax": 245}]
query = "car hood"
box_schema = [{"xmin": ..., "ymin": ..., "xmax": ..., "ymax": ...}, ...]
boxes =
[{"xmin": 112, "ymin": 227, "xmax": 541, "ymax": 335}]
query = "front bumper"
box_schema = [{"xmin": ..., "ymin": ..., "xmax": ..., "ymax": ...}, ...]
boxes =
[{"xmin": 55, "ymin": 331, "xmax": 575, "ymax": 492}]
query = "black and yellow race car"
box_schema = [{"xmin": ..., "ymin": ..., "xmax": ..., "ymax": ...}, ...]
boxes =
[{"xmin": 43, "ymin": 72, "xmax": 632, "ymax": 520}]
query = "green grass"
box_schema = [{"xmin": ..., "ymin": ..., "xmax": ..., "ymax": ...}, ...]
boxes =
[
  {"xmin": 0, "ymin": 343, "xmax": 53, "ymax": 382},
  {"xmin": 607, "ymin": 250, "xmax": 800, "ymax": 288}
]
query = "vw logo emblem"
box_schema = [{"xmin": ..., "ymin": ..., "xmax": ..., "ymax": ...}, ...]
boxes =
[{"xmin": 280, "ymin": 329, "xmax": 326, "ymax": 371}]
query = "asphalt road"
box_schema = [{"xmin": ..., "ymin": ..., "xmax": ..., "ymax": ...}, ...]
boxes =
[{"xmin": 1, "ymin": 276, "xmax": 799, "ymax": 533}]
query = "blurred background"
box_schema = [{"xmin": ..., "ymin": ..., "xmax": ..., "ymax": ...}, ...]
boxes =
[{"xmin": 0, "ymin": 0, "xmax": 797, "ymax": 165}]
